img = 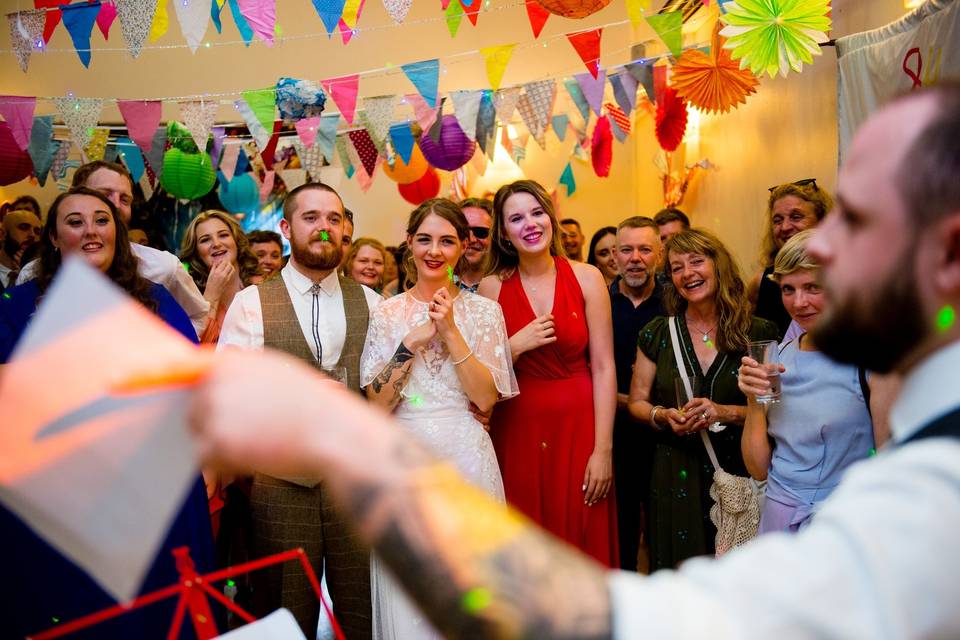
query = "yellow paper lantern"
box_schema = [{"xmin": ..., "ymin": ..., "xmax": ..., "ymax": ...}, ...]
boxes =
[{"xmin": 382, "ymin": 144, "xmax": 429, "ymax": 184}]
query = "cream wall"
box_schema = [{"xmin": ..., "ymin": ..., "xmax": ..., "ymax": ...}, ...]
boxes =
[{"xmin": 0, "ymin": 0, "xmax": 913, "ymax": 264}]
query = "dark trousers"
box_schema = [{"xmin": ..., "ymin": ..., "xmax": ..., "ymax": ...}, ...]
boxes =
[{"xmin": 613, "ymin": 409, "xmax": 655, "ymax": 572}]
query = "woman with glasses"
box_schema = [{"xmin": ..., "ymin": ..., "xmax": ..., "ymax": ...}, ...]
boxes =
[{"xmin": 748, "ymin": 179, "xmax": 833, "ymax": 339}]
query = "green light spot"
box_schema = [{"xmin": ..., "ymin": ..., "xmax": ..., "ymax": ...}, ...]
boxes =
[
  {"xmin": 2, "ymin": 292, "xmax": 11, "ymax": 299},
  {"xmin": 320, "ymin": 230, "xmax": 330, "ymax": 242},
  {"xmin": 226, "ymin": 579, "xmax": 236, "ymax": 587},
  {"xmin": 705, "ymin": 339, "xmax": 715, "ymax": 350},
  {"xmin": 409, "ymin": 395, "xmax": 423, "ymax": 407},
  {"xmin": 182, "ymin": 262, "xmax": 190, "ymax": 272},
  {"xmin": 936, "ymin": 305, "xmax": 956, "ymax": 333},
  {"xmin": 52, "ymin": 617, "xmax": 60, "ymax": 624},
  {"xmin": 461, "ymin": 587, "xmax": 492, "ymax": 613},
  {"xmin": 868, "ymin": 448, "xmax": 877, "ymax": 457},
  {"xmin": 447, "ymin": 266, "xmax": 455, "ymax": 282},
  {"xmin": 679, "ymin": 469, "xmax": 688, "ymax": 481}
]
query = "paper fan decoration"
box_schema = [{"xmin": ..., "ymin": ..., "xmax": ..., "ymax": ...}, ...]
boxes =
[
  {"xmin": 672, "ymin": 22, "xmax": 760, "ymax": 114},
  {"xmin": 655, "ymin": 87, "xmax": 688, "ymax": 152},
  {"xmin": 720, "ymin": 0, "xmax": 832, "ymax": 79}
]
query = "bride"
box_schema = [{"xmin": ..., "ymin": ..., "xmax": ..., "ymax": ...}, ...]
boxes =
[{"xmin": 360, "ymin": 198, "xmax": 517, "ymax": 639}]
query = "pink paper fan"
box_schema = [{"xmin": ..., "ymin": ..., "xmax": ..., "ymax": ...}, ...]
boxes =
[{"xmin": 655, "ymin": 87, "xmax": 688, "ymax": 153}]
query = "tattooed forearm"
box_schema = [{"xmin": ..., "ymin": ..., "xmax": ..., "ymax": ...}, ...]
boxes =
[{"xmin": 370, "ymin": 343, "xmax": 415, "ymax": 395}]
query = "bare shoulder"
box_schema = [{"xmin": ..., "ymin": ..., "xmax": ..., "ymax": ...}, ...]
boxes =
[
  {"xmin": 477, "ymin": 275, "xmax": 503, "ymax": 301},
  {"xmin": 569, "ymin": 260, "xmax": 606, "ymax": 294}
]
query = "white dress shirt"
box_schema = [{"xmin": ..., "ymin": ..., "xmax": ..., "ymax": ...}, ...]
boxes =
[
  {"xmin": 16, "ymin": 244, "xmax": 209, "ymax": 335},
  {"xmin": 218, "ymin": 262, "xmax": 381, "ymax": 368},
  {"xmin": 609, "ymin": 339, "xmax": 960, "ymax": 639}
]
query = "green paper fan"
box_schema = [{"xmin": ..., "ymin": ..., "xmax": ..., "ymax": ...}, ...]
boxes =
[{"xmin": 720, "ymin": 0, "xmax": 832, "ymax": 78}]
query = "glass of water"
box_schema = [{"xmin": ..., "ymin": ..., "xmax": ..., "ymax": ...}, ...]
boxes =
[{"xmin": 747, "ymin": 340, "xmax": 781, "ymax": 404}]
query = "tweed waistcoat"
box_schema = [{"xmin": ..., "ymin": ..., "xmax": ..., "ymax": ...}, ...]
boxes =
[{"xmin": 259, "ymin": 273, "xmax": 369, "ymax": 392}]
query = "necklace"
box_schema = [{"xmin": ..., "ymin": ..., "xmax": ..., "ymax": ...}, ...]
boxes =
[{"xmin": 686, "ymin": 314, "xmax": 718, "ymax": 344}]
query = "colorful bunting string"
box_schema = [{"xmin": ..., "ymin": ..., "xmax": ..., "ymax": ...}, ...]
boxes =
[
  {"xmin": 566, "ymin": 28, "xmax": 603, "ymax": 79},
  {"xmin": 480, "ymin": 44, "xmax": 516, "ymax": 91}
]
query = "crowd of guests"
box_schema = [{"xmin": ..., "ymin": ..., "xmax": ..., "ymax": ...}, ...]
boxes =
[{"xmin": 0, "ymin": 159, "xmax": 892, "ymax": 638}]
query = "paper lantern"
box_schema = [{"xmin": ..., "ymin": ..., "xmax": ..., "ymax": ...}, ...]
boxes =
[
  {"xmin": 417, "ymin": 115, "xmax": 476, "ymax": 172},
  {"xmin": 160, "ymin": 148, "xmax": 217, "ymax": 200},
  {"xmin": 591, "ymin": 116, "xmax": 612, "ymax": 178},
  {"xmin": 655, "ymin": 87, "xmax": 688, "ymax": 153},
  {"xmin": 672, "ymin": 23, "xmax": 760, "ymax": 114},
  {"xmin": 0, "ymin": 123, "xmax": 34, "ymax": 186},
  {"xmin": 398, "ymin": 167, "xmax": 440, "ymax": 205},
  {"xmin": 382, "ymin": 144, "xmax": 430, "ymax": 184},
  {"xmin": 533, "ymin": 0, "xmax": 610, "ymax": 19},
  {"xmin": 218, "ymin": 172, "xmax": 260, "ymax": 215}
]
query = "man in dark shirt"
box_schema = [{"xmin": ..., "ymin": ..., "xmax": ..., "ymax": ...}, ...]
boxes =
[{"xmin": 608, "ymin": 216, "xmax": 665, "ymax": 572}]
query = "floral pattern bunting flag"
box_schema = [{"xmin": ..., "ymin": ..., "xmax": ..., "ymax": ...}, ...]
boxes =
[
  {"xmin": 116, "ymin": 0, "xmax": 155, "ymax": 58},
  {"xmin": 360, "ymin": 95, "xmax": 397, "ymax": 155},
  {"xmin": 7, "ymin": 10, "xmax": 46, "ymax": 72},
  {"xmin": 83, "ymin": 128, "xmax": 110, "ymax": 162},
  {"xmin": 383, "ymin": 0, "xmax": 412, "ymax": 24},
  {"xmin": 493, "ymin": 87, "xmax": 522, "ymax": 127},
  {"xmin": 179, "ymin": 100, "xmax": 219, "ymax": 152},
  {"xmin": 54, "ymin": 97, "xmax": 103, "ymax": 150}
]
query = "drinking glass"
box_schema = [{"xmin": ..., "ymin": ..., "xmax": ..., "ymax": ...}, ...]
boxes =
[
  {"xmin": 674, "ymin": 376, "xmax": 701, "ymax": 415},
  {"xmin": 323, "ymin": 366, "xmax": 349, "ymax": 386},
  {"xmin": 747, "ymin": 340, "xmax": 781, "ymax": 404}
]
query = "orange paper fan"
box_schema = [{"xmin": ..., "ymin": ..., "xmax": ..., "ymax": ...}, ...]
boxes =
[{"xmin": 671, "ymin": 21, "xmax": 760, "ymax": 114}]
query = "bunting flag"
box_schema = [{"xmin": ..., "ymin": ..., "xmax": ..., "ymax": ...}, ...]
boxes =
[
  {"xmin": 566, "ymin": 28, "xmax": 603, "ymax": 79},
  {"xmin": 316, "ymin": 113, "xmax": 340, "ymax": 160},
  {"xmin": 347, "ymin": 129, "xmax": 379, "ymax": 176},
  {"xmin": 591, "ymin": 114, "xmax": 612, "ymax": 177},
  {"xmin": 336, "ymin": 134, "xmax": 355, "ymax": 177},
  {"xmin": 54, "ymin": 97, "xmax": 103, "ymax": 151},
  {"xmin": 116, "ymin": 0, "xmax": 155, "ymax": 58},
  {"xmin": 275, "ymin": 77, "xmax": 326, "ymax": 122},
  {"xmin": 360, "ymin": 95, "xmax": 396, "ymax": 155},
  {"xmin": 295, "ymin": 116, "xmax": 320, "ymax": 147},
  {"xmin": 341, "ymin": 0, "xmax": 365, "ymax": 29},
  {"xmin": 212, "ymin": 0, "xmax": 224, "ymax": 32},
  {"xmin": 608, "ymin": 114, "xmax": 628, "ymax": 142},
  {"xmin": 493, "ymin": 87, "xmax": 522, "ymax": 127},
  {"xmin": 241, "ymin": 88, "xmax": 276, "ymax": 133},
  {"xmin": 51, "ymin": 140, "xmax": 72, "ymax": 180},
  {"xmin": 605, "ymin": 101, "xmax": 631, "ymax": 134},
  {"xmin": 0, "ymin": 96, "xmax": 36, "ymax": 151},
  {"xmin": 552, "ymin": 113, "xmax": 569, "ymax": 141},
  {"xmin": 259, "ymin": 169, "xmax": 275, "ymax": 202},
  {"xmin": 389, "ymin": 123, "xmax": 415, "ymax": 164},
  {"xmin": 383, "ymin": 0, "xmax": 412, "ymax": 24},
  {"xmin": 33, "ymin": 0, "xmax": 61, "ymax": 44},
  {"xmin": 475, "ymin": 90, "xmax": 496, "ymax": 155},
  {"xmin": 211, "ymin": 125, "xmax": 226, "ymax": 165},
  {"xmin": 219, "ymin": 143, "xmax": 241, "ymax": 181},
  {"xmin": 28, "ymin": 116, "xmax": 55, "ymax": 186},
  {"xmin": 444, "ymin": 0, "xmax": 464, "ymax": 37},
  {"xmin": 61, "ymin": 2, "xmax": 101, "ymax": 68},
  {"xmin": 575, "ymin": 69, "xmax": 607, "ymax": 117},
  {"xmin": 279, "ymin": 168, "xmax": 307, "ymax": 191},
  {"xmin": 259, "ymin": 120, "xmax": 283, "ymax": 169},
  {"xmin": 311, "ymin": 0, "xmax": 346, "ymax": 35},
  {"xmin": 645, "ymin": 10, "xmax": 683, "ymax": 58},
  {"xmin": 237, "ymin": 0, "xmax": 276, "ymax": 46},
  {"xmin": 480, "ymin": 44, "xmax": 516, "ymax": 91},
  {"xmin": 563, "ymin": 78, "xmax": 590, "ymax": 121},
  {"xmin": 470, "ymin": 147, "xmax": 487, "ymax": 176},
  {"xmin": 401, "ymin": 59, "xmax": 440, "ymax": 108},
  {"xmin": 463, "ymin": 0, "xmax": 480, "ymax": 27},
  {"xmin": 626, "ymin": 60, "xmax": 655, "ymax": 104},
  {"xmin": 653, "ymin": 63, "xmax": 668, "ymax": 104},
  {"xmin": 610, "ymin": 71, "xmax": 639, "ymax": 115},
  {"xmin": 625, "ymin": 0, "xmax": 652, "ymax": 26},
  {"xmin": 149, "ymin": 0, "xmax": 169, "ymax": 42},
  {"xmin": 96, "ymin": 1, "xmax": 119, "ymax": 39},
  {"xmin": 117, "ymin": 100, "xmax": 162, "ymax": 155},
  {"xmin": 227, "ymin": 0, "xmax": 254, "ymax": 45},
  {"xmin": 179, "ymin": 100, "xmax": 218, "ymax": 151},
  {"xmin": 7, "ymin": 10, "xmax": 45, "ymax": 72},
  {"xmin": 321, "ymin": 75, "xmax": 360, "ymax": 124},
  {"xmin": 115, "ymin": 137, "xmax": 145, "ymax": 183},
  {"xmin": 173, "ymin": 0, "xmax": 210, "ymax": 52},
  {"xmin": 236, "ymin": 99, "xmax": 271, "ymax": 151},
  {"xmin": 294, "ymin": 139, "xmax": 328, "ymax": 180},
  {"xmin": 524, "ymin": 0, "xmax": 549, "ymax": 38},
  {"xmin": 83, "ymin": 128, "xmax": 111, "ymax": 162},
  {"xmin": 558, "ymin": 161, "xmax": 576, "ymax": 195},
  {"xmin": 517, "ymin": 80, "xmax": 556, "ymax": 149},
  {"xmin": 450, "ymin": 90, "xmax": 483, "ymax": 141}
]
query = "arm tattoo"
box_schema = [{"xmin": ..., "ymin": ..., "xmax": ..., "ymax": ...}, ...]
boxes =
[{"xmin": 370, "ymin": 343, "xmax": 415, "ymax": 394}]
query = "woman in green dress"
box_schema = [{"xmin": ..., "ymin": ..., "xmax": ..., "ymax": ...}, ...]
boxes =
[{"xmin": 628, "ymin": 229, "xmax": 778, "ymax": 569}]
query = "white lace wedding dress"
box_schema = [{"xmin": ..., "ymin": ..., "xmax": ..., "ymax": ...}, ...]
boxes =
[{"xmin": 360, "ymin": 290, "xmax": 518, "ymax": 640}]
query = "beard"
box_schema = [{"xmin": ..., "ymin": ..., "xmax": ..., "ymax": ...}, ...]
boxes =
[
  {"xmin": 290, "ymin": 232, "xmax": 342, "ymax": 271},
  {"xmin": 3, "ymin": 235, "xmax": 23, "ymax": 260},
  {"xmin": 621, "ymin": 268, "xmax": 650, "ymax": 289},
  {"xmin": 813, "ymin": 255, "xmax": 926, "ymax": 373}
]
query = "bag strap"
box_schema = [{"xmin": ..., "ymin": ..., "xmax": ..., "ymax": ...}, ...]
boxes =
[{"xmin": 668, "ymin": 316, "xmax": 723, "ymax": 473}]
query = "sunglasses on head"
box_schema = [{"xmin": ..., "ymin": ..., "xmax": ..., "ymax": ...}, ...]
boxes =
[
  {"xmin": 469, "ymin": 226, "xmax": 490, "ymax": 239},
  {"xmin": 769, "ymin": 178, "xmax": 818, "ymax": 193}
]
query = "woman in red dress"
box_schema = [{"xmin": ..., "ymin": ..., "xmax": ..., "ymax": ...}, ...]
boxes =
[{"xmin": 479, "ymin": 180, "xmax": 618, "ymax": 566}]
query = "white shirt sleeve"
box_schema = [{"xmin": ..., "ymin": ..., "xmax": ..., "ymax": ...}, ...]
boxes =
[
  {"xmin": 15, "ymin": 258, "xmax": 38, "ymax": 285},
  {"xmin": 217, "ymin": 285, "xmax": 264, "ymax": 351},
  {"xmin": 129, "ymin": 244, "xmax": 209, "ymax": 334}
]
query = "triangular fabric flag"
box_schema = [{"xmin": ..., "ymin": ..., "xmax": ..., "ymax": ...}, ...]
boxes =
[
  {"xmin": 115, "ymin": 0, "xmax": 155, "ymax": 58},
  {"xmin": 0, "ymin": 96, "xmax": 37, "ymax": 151},
  {"xmin": 517, "ymin": 80, "xmax": 556, "ymax": 150},
  {"xmin": 653, "ymin": 63, "xmax": 668, "ymax": 104},
  {"xmin": 149, "ymin": 0, "xmax": 169, "ymax": 42},
  {"xmin": 575, "ymin": 69, "xmax": 607, "ymax": 117},
  {"xmin": 295, "ymin": 116, "xmax": 321, "ymax": 148},
  {"xmin": 450, "ymin": 90, "xmax": 482, "ymax": 141},
  {"xmin": 7, "ymin": 10, "xmax": 45, "ymax": 72},
  {"xmin": 275, "ymin": 77, "xmax": 326, "ymax": 123},
  {"xmin": 389, "ymin": 123, "xmax": 415, "ymax": 164},
  {"xmin": 211, "ymin": 126, "xmax": 226, "ymax": 166},
  {"xmin": 552, "ymin": 114, "xmax": 568, "ymax": 141},
  {"xmin": 33, "ymin": 0, "xmax": 61, "ymax": 44},
  {"xmin": 480, "ymin": 44, "xmax": 515, "ymax": 91},
  {"xmin": 558, "ymin": 162, "xmax": 576, "ymax": 195},
  {"xmin": 444, "ymin": 0, "xmax": 463, "ymax": 37},
  {"xmin": 321, "ymin": 75, "xmax": 360, "ymax": 124},
  {"xmin": 347, "ymin": 129, "xmax": 379, "ymax": 176},
  {"xmin": 401, "ymin": 59, "xmax": 439, "ymax": 108},
  {"xmin": 311, "ymin": 0, "xmax": 346, "ymax": 35},
  {"xmin": 493, "ymin": 87, "xmax": 522, "ymax": 127},
  {"xmin": 236, "ymin": 99, "xmax": 271, "ymax": 151},
  {"xmin": 591, "ymin": 114, "xmax": 612, "ymax": 177},
  {"xmin": 405, "ymin": 93, "xmax": 439, "ymax": 133},
  {"xmin": 608, "ymin": 113, "xmax": 628, "ymax": 143},
  {"xmin": 499, "ymin": 125, "xmax": 514, "ymax": 159},
  {"xmin": 341, "ymin": 0, "xmax": 365, "ymax": 28},
  {"xmin": 360, "ymin": 95, "xmax": 396, "ymax": 155},
  {"xmin": 96, "ymin": 1, "xmax": 118, "ymax": 39},
  {"xmin": 604, "ymin": 101, "xmax": 631, "ymax": 134},
  {"xmin": 470, "ymin": 147, "xmax": 487, "ymax": 176},
  {"xmin": 54, "ymin": 97, "xmax": 103, "ymax": 150},
  {"xmin": 51, "ymin": 140, "xmax": 72, "ymax": 180},
  {"xmin": 383, "ymin": 0, "xmax": 412, "ymax": 24},
  {"xmin": 626, "ymin": 60, "xmax": 655, "ymax": 104},
  {"xmin": 143, "ymin": 128, "xmax": 167, "ymax": 178},
  {"xmin": 293, "ymin": 139, "xmax": 327, "ymax": 180},
  {"xmin": 336, "ymin": 135, "xmax": 355, "ymax": 177},
  {"xmin": 241, "ymin": 88, "xmax": 276, "ymax": 133},
  {"xmin": 237, "ymin": 0, "xmax": 275, "ymax": 46},
  {"xmin": 610, "ymin": 71, "xmax": 639, "ymax": 115},
  {"xmin": 114, "ymin": 137, "xmax": 145, "ymax": 183},
  {"xmin": 566, "ymin": 28, "xmax": 603, "ymax": 79},
  {"xmin": 563, "ymin": 78, "xmax": 590, "ymax": 121},
  {"xmin": 645, "ymin": 10, "xmax": 683, "ymax": 58},
  {"xmin": 337, "ymin": 18, "xmax": 354, "ymax": 44},
  {"xmin": 219, "ymin": 143, "xmax": 241, "ymax": 181},
  {"xmin": 625, "ymin": 0, "xmax": 652, "ymax": 26},
  {"xmin": 462, "ymin": 0, "xmax": 480, "ymax": 27},
  {"xmin": 316, "ymin": 113, "xmax": 340, "ymax": 160},
  {"xmin": 104, "ymin": 141, "xmax": 121, "ymax": 163},
  {"xmin": 259, "ymin": 169, "xmax": 275, "ymax": 203},
  {"xmin": 28, "ymin": 116, "xmax": 55, "ymax": 186},
  {"xmin": 524, "ymin": 0, "xmax": 549, "ymax": 38},
  {"xmin": 211, "ymin": 0, "xmax": 224, "ymax": 33},
  {"xmin": 173, "ymin": 0, "xmax": 209, "ymax": 52},
  {"xmin": 475, "ymin": 90, "xmax": 496, "ymax": 155},
  {"xmin": 226, "ymin": 0, "xmax": 254, "ymax": 45},
  {"xmin": 83, "ymin": 128, "xmax": 111, "ymax": 163},
  {"xmin": 117, "ymin": 100, "xmax": 162, "ymax": 155},
  {"xmin": 179, "ymin": 100, "xmax": 218, "ymax": 152},
  {"xmin": 61, "ymin": 2, "xmax": 101, "ymax": 68},
  {"xmin": 260, "ymin": 120, "xmax": 283, "ymax": 169},
  {"xmin": 279, "ymin": 168, "xmax": 307, "ymax": 191}
]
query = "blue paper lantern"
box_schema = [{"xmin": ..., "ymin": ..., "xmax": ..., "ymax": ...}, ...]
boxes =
[{"xmin": 218, "ymin": 172, "xmax": 260, "ymax": 215}]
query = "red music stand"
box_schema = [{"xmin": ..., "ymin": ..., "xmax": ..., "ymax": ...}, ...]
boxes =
[{"xmin": 29, "ymin": 546, "xmax": 345, "ymax": 640}]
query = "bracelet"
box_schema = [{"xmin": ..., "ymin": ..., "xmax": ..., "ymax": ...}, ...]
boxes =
[
  {"xmin": 650, "ymin": 405, "xmax": 666, "ymax": 431},
  {"xmin": 452, "ymin": 350, "xmax": 474, "ymax": 366}
]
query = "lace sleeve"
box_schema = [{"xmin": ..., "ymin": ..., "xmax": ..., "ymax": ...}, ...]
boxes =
[
  {"xmin": 469, "ymin": 296, "xmax": 519, "ymax": 400},
  {"xmin": 360, "ymin": 297, "xmax": 405, "ymax": 388}
]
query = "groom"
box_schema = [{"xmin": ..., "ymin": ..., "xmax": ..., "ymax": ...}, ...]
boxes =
[{"xmin": 219, "ymin": 183, "xmax": 381, "ymax": 638}]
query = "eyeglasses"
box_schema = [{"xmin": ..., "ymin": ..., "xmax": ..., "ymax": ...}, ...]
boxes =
[
  {"xmin": 469, "ymin": 226, "xmax": 490, "ymax": 239},
  {"xmin": 769, "ymin": 178, "xmax": 818, "ymax": 193}
]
